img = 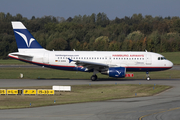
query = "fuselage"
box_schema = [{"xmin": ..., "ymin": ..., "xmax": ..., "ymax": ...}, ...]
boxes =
[{"xmin": 9, "ymin": 50, "xmax": 173, "ymax": 72}]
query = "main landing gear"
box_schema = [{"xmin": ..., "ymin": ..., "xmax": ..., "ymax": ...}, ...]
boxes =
[
  {"xmin": 146, "ymin": 71, "xmax": 150, "ymax": 81},
  {"xmin": 91, "ymin": 75, "xmax": 97, "ymax": 81},
  {"xmin": 91, "ymin": 69, "xmax": 98, "ymax": 81}
]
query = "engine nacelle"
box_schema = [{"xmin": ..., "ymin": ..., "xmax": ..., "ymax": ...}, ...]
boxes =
[{"xmin": 101, "ymin": 67, "xmax": 126, "ymax": 78}]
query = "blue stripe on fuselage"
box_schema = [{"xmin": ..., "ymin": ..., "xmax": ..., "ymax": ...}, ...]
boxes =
[{"xmin": 126, "ymin": 67, "xmax": 171, "ymax": 71}]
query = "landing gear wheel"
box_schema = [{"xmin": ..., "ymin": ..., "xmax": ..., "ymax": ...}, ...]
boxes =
[
  {"xmin": 146, "ymin": 71, "xmax": 150, "ymax": 81},
  {"xmin": 91, "ymin": 75, "xmax": 97, "ymax": 81},
  {"xmin": 146, "ymin": 77, "xmax": 150, "ymax": 81}
]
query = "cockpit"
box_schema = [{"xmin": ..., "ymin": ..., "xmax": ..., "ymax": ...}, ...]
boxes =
[{"xmin": 158, "ymin": 57, "xmax": 166, "ymax": 60}]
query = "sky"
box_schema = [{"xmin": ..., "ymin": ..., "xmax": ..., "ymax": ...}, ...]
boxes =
[{"xmin": 0, "ymin": 0, "xmax": 180, "ymax": 20}]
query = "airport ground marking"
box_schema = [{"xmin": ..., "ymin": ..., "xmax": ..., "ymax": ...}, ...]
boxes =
[{"xmin": 139, "ymin": 107, "xmax": 180, "ymax": 120}]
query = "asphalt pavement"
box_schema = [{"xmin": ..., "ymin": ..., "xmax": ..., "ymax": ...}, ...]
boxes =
[{"xmin": 0, "ymin": 79, "xmax": 180, "ymax": 120}]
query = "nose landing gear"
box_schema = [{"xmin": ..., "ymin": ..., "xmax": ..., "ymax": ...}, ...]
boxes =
[{"xmin": 146, "ymin": 71, "xmax": 150, "ymax": 81}]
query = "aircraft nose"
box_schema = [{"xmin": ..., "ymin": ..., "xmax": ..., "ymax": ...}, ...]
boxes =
[{"xmin": 168, "ymin": 60, "xmax": 173, "ymax": 68}]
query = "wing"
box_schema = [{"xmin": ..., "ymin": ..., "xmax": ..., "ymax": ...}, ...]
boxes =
[{"xmin": 68, "ymin": 58, "xmax": 109, "ymax": 71}]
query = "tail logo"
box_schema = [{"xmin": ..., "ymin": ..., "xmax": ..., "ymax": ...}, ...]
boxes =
[{"xmin": 15, "ymin": 31, "xmax": 35, "ymax": 48}]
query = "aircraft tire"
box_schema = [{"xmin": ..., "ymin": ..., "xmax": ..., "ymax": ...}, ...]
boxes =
[
  {"xmin": 146, "ymin": 77, "xmax": 150, "ymax": 81},
  {"xmin": 91, "ymin": 75, "xmax": 97, "ymax": 81}
]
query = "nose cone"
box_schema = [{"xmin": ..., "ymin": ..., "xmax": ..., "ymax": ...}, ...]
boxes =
[{"xmin": 168, "ymin": 60, "xmax": 173, "ymax": 68}]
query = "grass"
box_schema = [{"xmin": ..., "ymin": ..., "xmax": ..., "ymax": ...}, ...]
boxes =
[
  {"xmin": 1, "ymin": 52, "xmax": 180, "ymax": 65},
  {"xmin": 0, "ymin": 68, "xmax": 179, "ymax": 79},
  {"xmin": 0, "ymin": 84, "xmax": 171, "ymax": 109},
  {"xmin": 0, "ymin": 59, "xmax": 29, "ymax": 65}
]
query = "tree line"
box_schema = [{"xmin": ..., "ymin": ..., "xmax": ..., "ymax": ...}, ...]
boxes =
[{"xmin": 0, "ymin": 12, "xmax": 180, "ymax": 59}]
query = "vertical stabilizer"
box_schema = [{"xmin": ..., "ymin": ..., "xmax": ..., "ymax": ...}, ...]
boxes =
[{"xmin": 11, "ymin": 21, "xmax": 46, "ymax": 52}]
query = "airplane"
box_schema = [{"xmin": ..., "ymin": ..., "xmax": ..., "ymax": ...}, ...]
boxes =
[{"xmin": 8, "ymin": 21, "xmax": 173, "ymax": 81}]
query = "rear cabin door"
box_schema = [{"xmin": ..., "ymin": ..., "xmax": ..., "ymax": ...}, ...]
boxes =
[{"xmin": 43, "ymin": 53, "xmax": 49, "ymax": 64}]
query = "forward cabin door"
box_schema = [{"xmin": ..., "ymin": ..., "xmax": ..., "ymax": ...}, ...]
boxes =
[{"xmin": 146, "ymin": 54, "xmax": 152, "ymax": 65}]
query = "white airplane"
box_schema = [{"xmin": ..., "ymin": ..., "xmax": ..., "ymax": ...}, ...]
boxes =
[{"xmin": 8, "ymin": 21, "xmax": 173, "ymax": 81}]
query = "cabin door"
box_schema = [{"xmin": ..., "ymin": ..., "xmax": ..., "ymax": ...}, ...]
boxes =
[{"xmin": 146, "ymin": 54, "xmax": 152, "ymax": 65}]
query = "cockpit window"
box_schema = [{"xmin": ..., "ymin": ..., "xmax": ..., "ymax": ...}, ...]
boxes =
[{"xmin": 158, "ymin": 57, "xmax": 166, "ymax": 60}]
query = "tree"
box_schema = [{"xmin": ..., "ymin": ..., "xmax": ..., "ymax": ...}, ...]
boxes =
[
  {"xmin": 93, "ymin": 36, "xmax": 109, "ymax": 50},
  {"xmin": 108, "ymin": 41, "xmax": 121, "ymax": 51},
  {"xmin": 126, "ymin": 31, "xmax": 144, "ymax": 41},
  {"xmin": 46, "ymin": 38, "xmax": 68, "ymax": 50},
  {"xmin": 90, "ymin": 13, "xmax": 96, "ymax": 24},
  {"xmin": 15, "ymin": 14, "xmax": 23, "ymax": 20},
  {"xmin": 173, "ymin": 19, "xmax": 180, "ymax": 33},
  {"xmin": 66, "ymin": 17, "xmax": 73, "ymax": 22},
  {"xmin": 0, "ymin": 12, "xmax": 5, "ymax": 21},
  {"xmin": 147, "ymin": 31, "xmax": 160, "ymax": 52}
]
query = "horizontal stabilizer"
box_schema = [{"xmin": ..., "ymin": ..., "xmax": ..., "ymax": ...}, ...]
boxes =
[{"xmin": 9, "ymin": 52, "xmax": 33, "ymax": 58}]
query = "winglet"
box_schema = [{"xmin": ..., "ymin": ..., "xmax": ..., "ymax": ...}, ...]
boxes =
[{"xmin": 68, "ymin": 58, "xmax": 73, "ymax": 63}]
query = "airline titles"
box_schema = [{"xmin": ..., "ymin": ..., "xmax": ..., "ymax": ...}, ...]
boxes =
[{"xmin": 112, "ymin": 54, "xmax": 144, "ymax": 57}]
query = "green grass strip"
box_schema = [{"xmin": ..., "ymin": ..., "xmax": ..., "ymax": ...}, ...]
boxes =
[
  {"xmin": 0, "ymin": 68, "xmax": 179, "ymax": 79},
  {"xmin": 0, "ymin": 84, "xmax": 171, "ymax": 109}
]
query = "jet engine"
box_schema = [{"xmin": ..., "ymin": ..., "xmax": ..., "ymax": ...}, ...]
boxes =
[{"xmin": 101, "ymin": 67, "xmax": 126, "ymax": 78}]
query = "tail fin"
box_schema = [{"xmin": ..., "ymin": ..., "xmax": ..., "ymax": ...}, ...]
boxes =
[{"xmin": 11, "ymin": 21, "xmax": 45, "ymax": 52}]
